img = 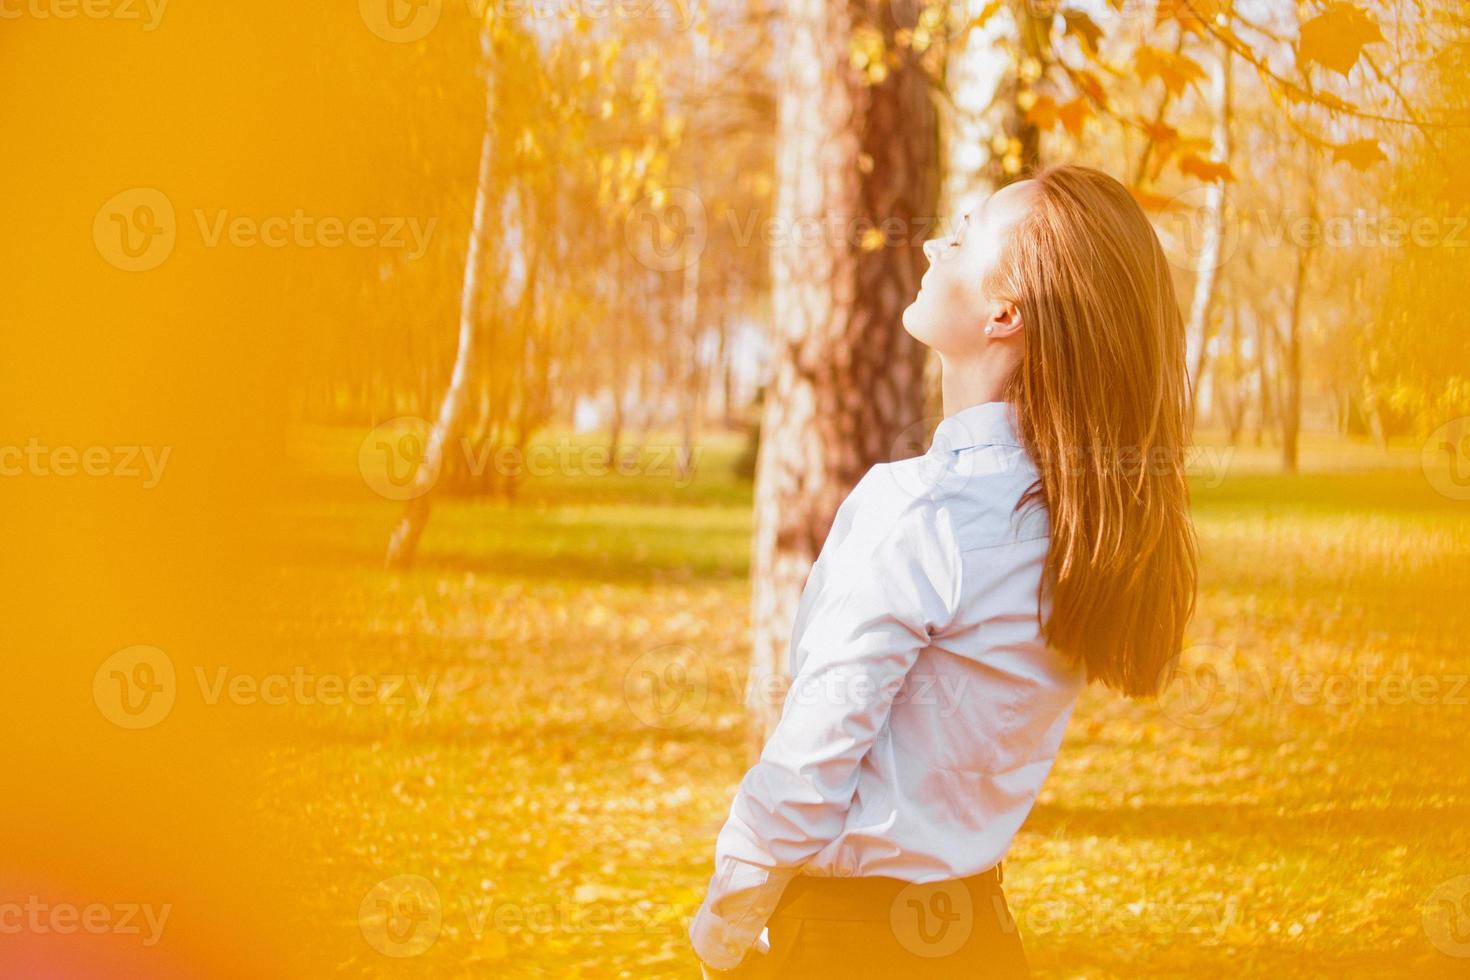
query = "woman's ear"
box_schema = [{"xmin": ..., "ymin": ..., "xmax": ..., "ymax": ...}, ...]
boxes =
[{"xmin": 984, "ymin": 300, "xmax": 1022, "ymax": 338}]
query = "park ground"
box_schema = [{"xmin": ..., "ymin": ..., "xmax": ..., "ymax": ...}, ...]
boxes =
[{"xmin": 257, "ymin": 425, "xmax": 1470, "ymax": 978}]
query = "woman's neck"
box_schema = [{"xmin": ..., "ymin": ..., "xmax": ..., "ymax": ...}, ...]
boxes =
[{"xmin": 938, "ymin": 352, "xmax": 1019, "ymax": 417}]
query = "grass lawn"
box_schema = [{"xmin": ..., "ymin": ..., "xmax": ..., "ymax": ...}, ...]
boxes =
[{"xmin": 257, "ymin": 425, "xmax": 1470, "ymax": 978}]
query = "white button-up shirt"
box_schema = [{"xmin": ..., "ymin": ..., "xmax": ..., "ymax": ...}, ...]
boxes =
[{"xmin": 689, "ymin": 400, "xmax": 1087, "ymax": 970}]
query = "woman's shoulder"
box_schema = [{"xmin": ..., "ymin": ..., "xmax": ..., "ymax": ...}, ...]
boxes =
[{"xmin": 851, "ymin": 451, "xmax": 1048, "ymax": 553}]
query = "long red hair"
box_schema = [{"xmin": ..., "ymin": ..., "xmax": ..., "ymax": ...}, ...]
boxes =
[{"xmin": 989, "ymin": 164, "xmax": 1199, "ymax": 697}]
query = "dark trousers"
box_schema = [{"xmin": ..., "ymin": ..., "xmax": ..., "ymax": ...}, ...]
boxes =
[{"xmin": 747, "ymin": 865, "xmax": 1029, "ymax": 980}]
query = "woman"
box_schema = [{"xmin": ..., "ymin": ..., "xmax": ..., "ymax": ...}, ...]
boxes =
[{"xmin": 689, "ymin": 164, "xmax": 1199, "ymax": 978}]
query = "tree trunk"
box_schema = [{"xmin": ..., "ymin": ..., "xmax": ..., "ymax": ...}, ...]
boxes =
[
  {"xmin": 747, "ymin": 0, "xmax": 941, "ymax": 744},
  {"xmin": 980, "ymin": 0, "xmax": 1047, "ymax": 187},
  {"xmin": 606, "ymin": 248, "xmax": 628, "ymax": 458},
  {"xmin": 1280, "ymin": 144, "xmax": 1319, "ymax": 475},
  {"xmin": 1254, "ymin": 302, "xmax": 1273, "ymax": 447},
  {"xmin": 1281, "ymin": 239, "xmax": 1309, "ymax": 474},
  {"xmin": 677, "ymin": 25, "xmax": 711, "ymax": 482},
  {"xmin": 385, "ymin": 33, "xmax": 496, "ymax": 569},
  {"xmin": 678, "ymin": 248, "xmax": 701, "ymax": 483},
  {"xmin": 1224, "ymin": 301, "xmax": 1245, "ymax": 444},
  {"xmin": 725, "ymin": 268, "xmax": 744, "ymax": 427},
  {"xmin": 1185, "ymin": 45, "xmax": 1233, "ymax": 424}
]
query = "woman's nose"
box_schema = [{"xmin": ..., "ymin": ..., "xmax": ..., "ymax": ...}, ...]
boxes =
[{"xmin": 922, "ymin": 237, "xmax": 943, "ymax": 263}]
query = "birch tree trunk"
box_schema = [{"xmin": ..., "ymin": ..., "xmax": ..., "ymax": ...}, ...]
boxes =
[
  {"xmin": 678, "ymin": 248, "xmax": 701, "ymax": 484},
  {"xmin": 1185, "ymin": 45, "xmax": 1233, "ymax": 423},
  {"xmin": 385, "ymin": 32, "xmax": 497, "ymax": 570},
  {"xmin": 1254, "ymin": 301, "xmax": 1274, "ymax": 447},
  {"xmin": 1280, "ymin": 143, "xmax": 1320, "ymax": 475},
  {"xmin": 607, "ymin": 250, "xmax": 628, "ymax": 460},
  {"xmin": 1281, "ymin": 216, "xmax": 1312, "ymax": 474},
  {"xmin": 1224, "ymin": 302, "xmax": 1245, "ymax": 443},
  {"xmin": 747, "ymin": 0, "xmax": 940, "ymax": 743}
]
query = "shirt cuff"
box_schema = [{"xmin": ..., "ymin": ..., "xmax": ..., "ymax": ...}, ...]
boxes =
[{"xmin": 688, "ymin": 863, "xmax": 799, "ymax": 970}]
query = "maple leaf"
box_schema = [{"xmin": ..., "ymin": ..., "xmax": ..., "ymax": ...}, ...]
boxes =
[
  {"xmin": 1331, "ymin": 139, "xmax": 1386, "ymax": 170},
  {"xmin": 1072, "ymin": 69, "xmax": 1109, "ymax": 109},
  {"xmin": 1298, "ymin": 3, "xmax": 1384, "ymax": 77},
  {"xmin": 1136, "ymin": 44, "xmax": 1209, "ymax": 97},
  {"xmin": 1177, "ymin": 153, "xmax": 1233, "ymax": 182},
  {"xmin": 1064, "ymin": 11, "xmax": 1104, "ymax": 55},
  {"xmin": 1026, "ymin": 93, "xmax": 1060, "ymax": 131},
  {"xmin": 1130, "ymin": 186, "xmax": 1180, "ymax": 212},
  {"xmin": 1156, "ymin": 0, "xmax": 1227, "ymax": 37},
  {"xmin": 1057, "ymin": 97, "xmax": 1090, "ymax": 139},
  {"xmin": 1140, "ymin": 119, "xmax": 1181, "ymax": 147}
]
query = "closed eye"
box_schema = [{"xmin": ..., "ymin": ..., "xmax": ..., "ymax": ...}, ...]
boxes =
[{"xmin": 949, "ymin": 213, "xmax": 970, "ymax": 249}]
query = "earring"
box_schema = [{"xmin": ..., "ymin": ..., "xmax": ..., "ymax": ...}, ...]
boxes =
[{"xmin": 984, "ymin": 325, "xmax": 994, "ymax": 335}]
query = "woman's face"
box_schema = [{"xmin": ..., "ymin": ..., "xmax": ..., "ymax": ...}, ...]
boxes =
[{"xmin": 902, "ymin": 178, "xmax": 1039, "ymax": 356}]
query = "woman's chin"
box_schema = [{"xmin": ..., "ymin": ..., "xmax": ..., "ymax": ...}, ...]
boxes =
[{"xmin": 900, "ymin": 301, "xmax": 927, "ymax": 342}]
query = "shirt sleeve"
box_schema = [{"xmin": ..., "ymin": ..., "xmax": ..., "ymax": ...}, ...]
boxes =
[{"xmin": 689, "ymin": 468, "xmax": 962, "ymax": 970}]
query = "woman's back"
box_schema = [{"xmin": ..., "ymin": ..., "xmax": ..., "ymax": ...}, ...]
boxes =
[
  {"xmin": 692, "ymin": 164, "xmax": 1197, "ymax": 979},
  {"xmin": 794, "ymin": 399, "xmax": 1085, "ymax": 882}
]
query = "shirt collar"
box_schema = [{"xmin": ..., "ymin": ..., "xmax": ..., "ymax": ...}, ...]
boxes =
[{"xmin": 929, "ymin": 400, "xmax": 1022, "ymax": 453}]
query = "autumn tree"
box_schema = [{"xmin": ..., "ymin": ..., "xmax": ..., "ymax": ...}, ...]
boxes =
[{"xmin": 748, "ymin": 0, "xmax": 944, "ymax": 739}]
